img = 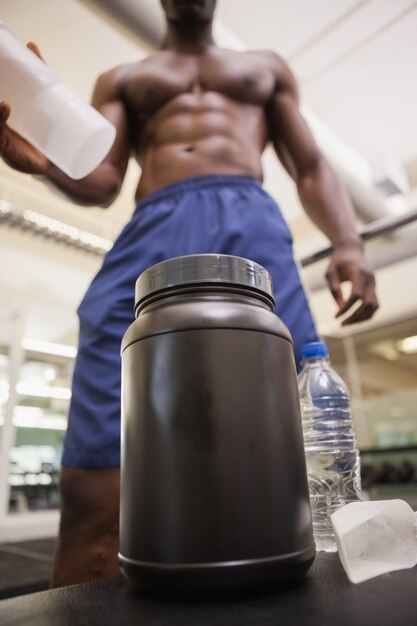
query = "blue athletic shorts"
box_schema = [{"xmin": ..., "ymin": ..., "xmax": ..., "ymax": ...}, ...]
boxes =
[{"xmin": 62, "ymin": 175, "xmax": 319, "ymax": 468}]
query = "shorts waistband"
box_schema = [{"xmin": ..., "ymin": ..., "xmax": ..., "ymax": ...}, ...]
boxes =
[{"xmin": 135, "ymin": 175, "xmax": 262, "ymax": 212}]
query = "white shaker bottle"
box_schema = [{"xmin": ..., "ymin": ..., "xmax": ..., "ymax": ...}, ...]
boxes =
[{"xmin": 0, "ymin": 21, "xmax": 116, "ymax": 179}]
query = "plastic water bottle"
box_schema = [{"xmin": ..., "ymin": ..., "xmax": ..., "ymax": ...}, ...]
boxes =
[{"xmin": 298, "ymin": 341, "xmax": 362, "ymax": 552}]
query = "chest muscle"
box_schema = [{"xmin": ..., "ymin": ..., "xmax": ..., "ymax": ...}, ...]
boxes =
[{"xmin": 121, "ymin": 53, "xmax": 275, "ymax": 119}]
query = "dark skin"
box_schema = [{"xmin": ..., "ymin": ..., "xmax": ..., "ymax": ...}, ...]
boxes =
[{"xmin": 0, "ymin": 0, "xmax": 378, "ymax": 586}]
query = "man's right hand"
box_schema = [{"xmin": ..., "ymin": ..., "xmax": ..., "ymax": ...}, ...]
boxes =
[{"xmin": 0, "ymin": 100, "xmax": 48, "ymax": 175}]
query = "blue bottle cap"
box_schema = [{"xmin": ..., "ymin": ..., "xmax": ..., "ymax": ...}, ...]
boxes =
[{"xmin": 300, "ymin": 341, "xmax": 329, "ymax": 359}]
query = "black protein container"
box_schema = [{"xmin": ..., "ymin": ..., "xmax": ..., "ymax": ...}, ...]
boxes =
[{"xmin": 119, "ymin": 254, "xmax": 315, "ymax": 595}]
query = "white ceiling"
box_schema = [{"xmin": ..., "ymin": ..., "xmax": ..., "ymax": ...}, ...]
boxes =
[
  {"xmin": 1, "ymin": 0, "xmax": 417, "ymax": 345},
  {"xmin": 217, "ymin": 0, "xmax": 417, "ymax": 171}
]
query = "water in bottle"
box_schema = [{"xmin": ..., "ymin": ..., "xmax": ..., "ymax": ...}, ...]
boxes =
[{"xmin": 298, "ymin": 341, "xmax": 361, "ymax": 552}]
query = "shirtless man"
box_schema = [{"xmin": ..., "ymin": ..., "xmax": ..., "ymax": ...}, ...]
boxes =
[{"xmin": 0, "ymin": 0, "xmax": 378, "ymax": 586}]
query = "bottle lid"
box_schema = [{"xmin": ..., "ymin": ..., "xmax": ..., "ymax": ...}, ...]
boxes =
[
  {"xmin": 300, "ymin": 341, "xmax": 329, "ymax": 359},
  {"xmin": 135, "ymin": 254, "xmax": 275, "ymax": 312}
]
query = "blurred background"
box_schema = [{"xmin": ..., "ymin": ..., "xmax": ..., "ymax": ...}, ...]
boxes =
[{"xmin": 0, "ymin": 0, "xmax": 416, "ymax": 594}]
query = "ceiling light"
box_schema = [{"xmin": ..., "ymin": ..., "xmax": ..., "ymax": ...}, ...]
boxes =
[
  {"xmin": 16, "ymin": 381, "xmax": 72, "ymax": 400},
  {"xmin": 14, "ymin": 406, "xmax": 44, "ymax": 419},
  {"xmin": 396, "ymin": 335, "xmax": 417, "ymax": 354},
  {"xmin": 0, "ymin": 201, "xmax": 113, "ymax": 255},
  {"xmin": 21, "ymin": 338, "xmax": 77, "ymax": 358},
  {"xmin": 13, "ymin": 414, "xmax": 67, "ymax": 430}
]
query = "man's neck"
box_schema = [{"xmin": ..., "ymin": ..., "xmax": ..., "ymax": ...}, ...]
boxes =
[{"xmin": 161, "ymin": 21, "xmax": 215, "ymax": 53}]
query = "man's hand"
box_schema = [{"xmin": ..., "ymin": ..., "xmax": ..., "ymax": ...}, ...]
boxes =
[
  {"xmin": 0, "ymin": 101, "xmax": 48, "ymax": 174},
  {"xmin": 0, "ymin": 42, "xmax": 48, "ymax": 175},
  {"xmin": 325, "ymin": 244, "xmax": 379, "ymax": 325}
]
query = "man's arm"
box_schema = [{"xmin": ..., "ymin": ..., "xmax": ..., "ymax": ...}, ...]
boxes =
[
  {"xmin": 265, "ymin": 52, "xmax": 378, "ymax": 325},
  {"xmin": 0, "ymin": 51, "xmax": 130, "ymax": 208}
]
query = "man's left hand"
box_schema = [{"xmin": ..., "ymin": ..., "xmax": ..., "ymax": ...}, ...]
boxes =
[{"xmin": 325, "ymin": 245, "xmax": 379, "ymax": 325}]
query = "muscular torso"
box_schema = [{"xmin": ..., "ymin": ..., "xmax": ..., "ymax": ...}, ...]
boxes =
[{"xmin": 106, "ymin": 47, "xmax": 283, "ymax": 199}]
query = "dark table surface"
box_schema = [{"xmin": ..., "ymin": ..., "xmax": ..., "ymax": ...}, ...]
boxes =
[{"xmin": 1, "ymin": 552, "xmax": 416, "ymax": 626}]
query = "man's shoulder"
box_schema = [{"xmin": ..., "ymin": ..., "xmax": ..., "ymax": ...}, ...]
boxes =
[
  {"xmin": 102, "ymin": 49, "xmax": 174, "ymax": 78},
  {"xmin": 93, "ymin": 56, "xmax": 154, "ymax": 100},
  {"xmin": 221, "ymin": 47, "xmax": 290, "ymax": 73},
  {"xmin": 247, "ymin": 49, "xmax": 288, "ymax": 69},
  {"xmin": 96, "ymin": 61, "xmax": 141, "ymax": 87},
  {"xmin": 244, "ymin": 49, "xmax": 295, "ymax": 88}
]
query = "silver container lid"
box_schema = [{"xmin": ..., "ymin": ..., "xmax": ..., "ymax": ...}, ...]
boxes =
[{"xmin": 135, "ymin": 254, "xmax": 275, "ymax": 310}]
